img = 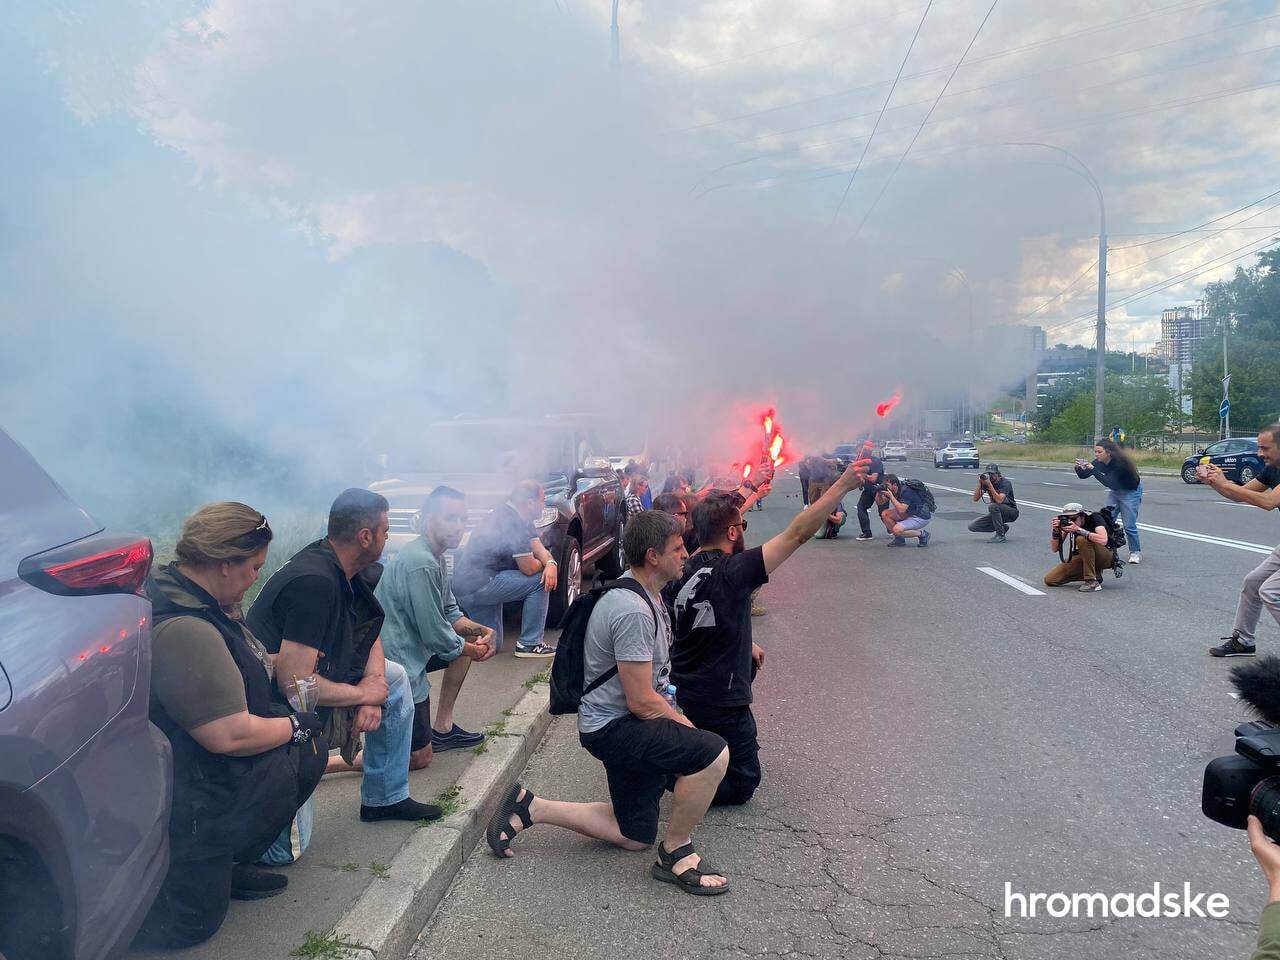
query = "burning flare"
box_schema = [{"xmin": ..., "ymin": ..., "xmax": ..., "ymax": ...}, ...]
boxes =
[
  {"xmin": 742, "ymin": 463, "xmax": 753, "ymax": 480},
  {"xmin": 768, "ymin": 433, "xmax": 784, "ymax": 461},
  {"xmin": 876, "ymin": 393, "xmax": 902, "ymax": 418}
]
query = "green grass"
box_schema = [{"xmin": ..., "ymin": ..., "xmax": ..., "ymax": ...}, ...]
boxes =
[
  {"xmin": 522, "ymin": 667, "xmax": 551, "ymax": 690},
  {"xmin": 368, "ymin": 861, "xmax": 390, "ymax": 880},
  {"xmin": 291, "ymin": 931, "xmax": 374, "ymax": 959},
  {"xmin": 975, "ymin": 443, "xmax": 1185, "ymax": 469},
  {"xmin": 433, "ymin": 784, "xmax": 464, "ymax": 818}
]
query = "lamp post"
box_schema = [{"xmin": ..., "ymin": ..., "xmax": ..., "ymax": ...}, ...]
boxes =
[
  {"xmin": 1007, "ymin": 142, "xmax": 1107, "ymax": 441},
  {"xmin": 611, "ymin": 0, "xmax": 620, "ymax": 69}
]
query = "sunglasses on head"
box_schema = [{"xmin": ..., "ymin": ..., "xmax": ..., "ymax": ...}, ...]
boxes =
[{"xmin": 233, "ymin": 516, "xmax": 272, "ymax": 547}]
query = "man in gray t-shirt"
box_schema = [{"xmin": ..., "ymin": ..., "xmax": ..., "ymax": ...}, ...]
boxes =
[
  {"xmin": 484, "ymin": 511, "xmax": 732, "ymax": 896},
  {"xmin": 578, "ymin": 572, "xmax": 672, "ymax": 734}
]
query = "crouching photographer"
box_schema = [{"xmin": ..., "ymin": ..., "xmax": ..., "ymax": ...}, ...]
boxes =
[
  {"xmin": 1043, "ymin": 502, "xmax": 1112, "ymax": 593},
  {"xmin": 967, "ymin": 463, "xmax": 1018, "ymax": 543}
]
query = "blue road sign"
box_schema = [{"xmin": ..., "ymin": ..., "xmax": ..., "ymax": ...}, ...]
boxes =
[{"xmin": 1220, "ymin": 399, "xmax": 1230, "ymax": 419}]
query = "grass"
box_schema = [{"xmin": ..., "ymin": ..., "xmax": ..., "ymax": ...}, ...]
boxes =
[
  {"xmin": 974, "ymin": 442, "xmax": 1185, "ymax": 469},
  {"xmin": 431, "ymin": 783, "xmax": 464, "ymax": 818},
  {"xmin": 368, "ymin": 861, "xmax": 390, "ymax": 880},
  {"xmin": 522, "ymin": 667, "xmax": 552, "ymax": 690},
  {"xmin": 291, "ymin": 931, "xmax": 374, "ymax": 959}
]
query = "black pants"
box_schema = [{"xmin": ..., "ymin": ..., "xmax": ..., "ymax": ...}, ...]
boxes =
[
  {"xmin": 967, "ymin": 503, "xmax": 1019, "ymax": 536},
  {"xmin": 680, "ymin": 702, "xmax": 761, "ymax": 806},
  {"xmin": 856, "ymin": 486, "xmax": 879, "ymax": 536},
  {"xmin": 133, "ymin": 853, "xmax": 235, "ymax": 949},
  {"xmin": 799, "ymin": 476, "xmax": 810, "ymax": 506}
]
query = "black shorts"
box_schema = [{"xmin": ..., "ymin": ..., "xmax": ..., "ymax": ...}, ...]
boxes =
[
  {"xmin": 579, "ymin": 716, "xmax": 726, "ymax": 844},
  {"xmin": 409, "ymin": 655, "xmax": 454, "ymax": 752}
]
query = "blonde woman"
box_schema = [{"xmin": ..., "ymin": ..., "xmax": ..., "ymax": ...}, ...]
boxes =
[{"xmin": 135, "ymin": 503, "xmax": 325, "ymax": 949}]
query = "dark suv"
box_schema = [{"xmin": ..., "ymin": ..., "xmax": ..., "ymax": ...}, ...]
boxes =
[
  {"xmin": 0, "ymin": 428, "xmax": 171, "ymax": 960},
  {"xmin": 1180, "ymin": 437, "xmax": 1264, "ymax": 485},
  {"xmin": 370, "ymin": 417, "xmax": 624, "ymax": 626}
]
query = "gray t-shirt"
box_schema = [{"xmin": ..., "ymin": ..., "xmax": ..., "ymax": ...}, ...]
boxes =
[{"xmin": 577, "ymin": 574, "xmax": 672, "ymax": 734}]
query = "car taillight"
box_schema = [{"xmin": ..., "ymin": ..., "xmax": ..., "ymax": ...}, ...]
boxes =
[{"xmin": 19, "ymin": 534, "xmax": 154, "ymax": 597}]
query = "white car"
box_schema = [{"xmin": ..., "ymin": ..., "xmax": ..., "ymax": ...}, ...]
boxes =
[
  {"xmin": 934, "ymin": 440, "xmax": 980, "ymax": 469},
  {"xmin": 882, "ymin": 441, "xmax": 908, "ymax": 461}
]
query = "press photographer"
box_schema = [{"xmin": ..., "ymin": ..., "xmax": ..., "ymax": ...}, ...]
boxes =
[
  {"xmin": 1043, "ymin": 502, "xmax": 1112, "ymax": 593},
  {"xmin": 967, "ymin": 463, "xmax": 1018, "ymax": 543}
]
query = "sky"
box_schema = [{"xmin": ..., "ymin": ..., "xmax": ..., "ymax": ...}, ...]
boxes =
[{"xmin": 3, "ymin": 0, "xmax": 1279, "ymax": 522}]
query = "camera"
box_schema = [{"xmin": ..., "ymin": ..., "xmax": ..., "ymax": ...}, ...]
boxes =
[
  {"xmin": 1204, "ymin": 657, "xmax": 1280, "ymax": 838},
  {"xmin": 1054, "ymin": 514, "xmax": 1078, "ymax": 530}
]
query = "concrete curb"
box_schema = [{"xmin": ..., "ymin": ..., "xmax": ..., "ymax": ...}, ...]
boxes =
[
  {"xmin": 330, "ymin": 683, "xmax": 553, "ymax": 959},
  {"xmin": 906, "ymin": 451, "xmax": 1179, "ymax": 477}
]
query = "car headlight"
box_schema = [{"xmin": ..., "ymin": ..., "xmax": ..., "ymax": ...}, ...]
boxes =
[{"xmin": 534, "ymin": 506, "xmax": 560, "ymax": 529}]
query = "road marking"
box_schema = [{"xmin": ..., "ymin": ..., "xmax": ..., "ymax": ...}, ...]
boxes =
[
  {"xmin": 977, "ymin": 566, "xmax": 1046, "ymax": 595},
  {"xmin": 1042, "ymin": 481, "xmax": 1069, "ymax": 487},
  {"xmin": 924, "ymin": 480, "xmax": 1275, "ymax": 555}
]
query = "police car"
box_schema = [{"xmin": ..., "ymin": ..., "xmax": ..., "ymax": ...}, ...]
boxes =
[{"xmin": 1180, "ymin": 437, "xmax": 1264, "ymax": 485}]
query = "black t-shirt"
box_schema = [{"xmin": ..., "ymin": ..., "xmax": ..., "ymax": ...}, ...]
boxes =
[
  {"xmin": 863, "ymin": 456, "xmax": 885, "ymax": 485},
  {"xmin": 246, "ymin": 540, "xmax": 385, "ymax": 693},
  {"xmin": 987, "ymin": 477, "xmax": 1017, "ymax": 510},
  {"xmin": 1059, "ymin": 513, "xmax": 1108, "ymax": 553},
  {"xmin": 663, "ymin": 546, "xmax": 770, "ymax": 708},
  {"xmin": 1260, "ymin": 465, "xmax": 1280, "ymax": 490},
  {"xmin": 453, "ymin": 504, "xmax": 536, "ymax": 597}
]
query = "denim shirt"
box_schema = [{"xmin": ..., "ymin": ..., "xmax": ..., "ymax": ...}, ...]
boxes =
[{"xmin": 375, "ymin": 536, "xmax": 464, "ymax": 703}]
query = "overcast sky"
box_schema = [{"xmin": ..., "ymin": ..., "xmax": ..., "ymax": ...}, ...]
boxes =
[{"xmin": 3, "ymin": 1, "xmax": 1279, "ymax": 512}]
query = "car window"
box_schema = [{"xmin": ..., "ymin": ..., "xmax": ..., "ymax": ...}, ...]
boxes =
[
  {"xmin": 1227, "ymin": 439, "xmax": 1254, "ymax": 454},
  {"xmin": 1205, "ymin": 441, "xmax": 1230, "ymax": 456}
]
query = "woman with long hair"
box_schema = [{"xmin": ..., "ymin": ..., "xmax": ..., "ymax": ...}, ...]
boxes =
[
  {"xmin": 135, "ymin": 502, "xmax": 326, "ymax": 948},
  {"xmin": 1074, "ymin": 438, "xmax": 1143, "ymax": 563}
]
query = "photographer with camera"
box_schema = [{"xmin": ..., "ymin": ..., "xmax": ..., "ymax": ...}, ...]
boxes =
[
  {"xmin": 1044, "ymin": 502, "xmax": 1112, "ymax": 592},
  {"xmin": 966, "ymin": 463, "xmax": 1018, "ymax": 543},
  {"xmin": 876, "ymin": 475, "xmax": 932, "ymax": 547},
  {"xmin": 1074, "ymin": 438, "xmax": 1143, "ymax": 564},
  {"xmin": 1205, "ymin": 424, "xmax": 1280, "ymax": 657},
  {"xmin": 853, "ymin": 439, "xmax": 885, "ymax": 542}
]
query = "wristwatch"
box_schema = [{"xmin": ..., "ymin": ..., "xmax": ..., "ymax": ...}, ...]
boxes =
[{"xmin": 743, "ymin": 480, "xmax": 759, "ymax": 493}]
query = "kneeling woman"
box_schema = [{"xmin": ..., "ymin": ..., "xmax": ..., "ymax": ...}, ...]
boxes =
[{"xmin": 135, "ymin": 503, "xmax": 326, "ymax": 948}]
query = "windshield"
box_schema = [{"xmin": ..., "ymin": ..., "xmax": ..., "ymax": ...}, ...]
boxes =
[
  {"xmin": 387, "ymin": 423, "xmax": 575, "ymax": 478},
  {"xmin": 834, "ymin": 445, "xmax": 858, "ymax": 455}
]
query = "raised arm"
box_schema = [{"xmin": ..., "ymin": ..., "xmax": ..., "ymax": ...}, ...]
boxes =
[
  {"xmin": 761, "ymin": 461, "xmax": 865, "ymax": 575},
  {"xmin": 1207, "ymin": 469, "xmax": 1280, "ymax": 510}
]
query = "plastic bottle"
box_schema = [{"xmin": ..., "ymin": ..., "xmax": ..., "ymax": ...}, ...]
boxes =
[{"xmin": 663, "ymin": 684, "xmax": 678, "ymax": 708}]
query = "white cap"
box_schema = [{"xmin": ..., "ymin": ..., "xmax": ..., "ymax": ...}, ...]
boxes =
[{"xmin": 1061, "ymin": 502, "xmax": 1084, "ymax": 514}]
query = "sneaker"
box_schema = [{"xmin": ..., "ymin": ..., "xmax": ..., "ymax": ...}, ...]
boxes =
[
  {"xmin": 1128, "ymin": 552, "xmax": 1141, "ymax": 564},
  {"xmin": 431, "ymin": 724, "xmax": 486, "ymax": 752},
  {"xmin": 361, "ymin": 797, "xmax": 444, "ymax": 823},
  {"xmin": 855, "ymin": 533, "xmax": 874, "ymax": 541},
  {"xmin": 514, "ymin": 643, "xmax": 557, "ymax": 659},
  {"xmin": 1077, "ymin": 580, "xmax": 1102, "ymax": 592},
  {"xmin": 987, "ymin": 533, "xmax": 1007, "ymax": 543},
  {"xmin": 917, "ymin": 531, "xmax": 931, "ymax": 548},
  {"xmin": 230, "ymin": 864, "xmax": 288, "ymax": 901},
  {"xmin": 1210, "ymin": 634, "xmax": 1256, "ymax": 658},
  {"xmin": 888, "ymin": 537, "xmax": 907, "ymax": 547}
]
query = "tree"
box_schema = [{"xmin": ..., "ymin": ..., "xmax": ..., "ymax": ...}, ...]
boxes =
[{"xmin": 1040, "ymin": 373, "xmax": 1178, "ymax": 444}]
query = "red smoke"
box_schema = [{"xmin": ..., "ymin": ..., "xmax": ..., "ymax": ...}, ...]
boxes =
[{"xmin": 876, "ymin": 393, "xmax": 902, "ymax": 418}]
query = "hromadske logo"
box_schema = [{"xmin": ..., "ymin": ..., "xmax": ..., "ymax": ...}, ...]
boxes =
[{"xmin": 1004, "ymin": 882, "xmax": 1230, "ymax": 919}]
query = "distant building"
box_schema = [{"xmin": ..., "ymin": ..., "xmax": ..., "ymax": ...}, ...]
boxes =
[{"xmin": 1159, "ymin": 305, "xmax": 1205, "ymax": 363}]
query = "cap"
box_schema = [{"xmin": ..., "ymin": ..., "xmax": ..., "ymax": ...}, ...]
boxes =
[
  {"xmin": 1061, "ymin": 502, "xmax": 1084, "ymax": 515},
  {"xmin": 986, "ymin": 463, "xmax": 1000, "ymax": 474}
]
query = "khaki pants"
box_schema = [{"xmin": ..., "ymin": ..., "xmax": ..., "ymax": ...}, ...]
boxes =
[
  {"xmin": 1044, "ymin": 540, "xmax": 1113, "ymax": 586},
  {"xmin": 808, "ymin": 480, "xmax": 830, "ymax": 505}
]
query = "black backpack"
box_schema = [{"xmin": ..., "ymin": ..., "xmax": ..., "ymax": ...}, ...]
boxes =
[
  {"xmin": 548, "ymin": 579, "xmax": 657, "ymax": 715},
  {"xmin": 901, "ymin": 478, "xmax": 937, "ymax": 514}
]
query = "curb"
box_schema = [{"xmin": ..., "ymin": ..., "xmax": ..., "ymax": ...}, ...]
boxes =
[
  {"xmin": 906, "ymin": 451, "xmax": 1178, "ymax": 477},
  {"xmin": 330, "ymin": 683, "xmax": 554, "ymax": 959}
]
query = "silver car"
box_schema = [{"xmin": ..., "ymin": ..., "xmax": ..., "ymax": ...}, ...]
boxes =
[
  {"xmin": 0, "ymin": 428, "xmax": 171, "ymax": 960},
  {"xmin": 933, "ymin": 440, "xmax": 980, "ymax": 469}
]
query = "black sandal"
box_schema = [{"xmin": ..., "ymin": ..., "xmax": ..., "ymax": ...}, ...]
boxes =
[
  {"xmin": 486, "ymin": 783, "xmax": 534, "ymax": 858},
  {"xmin": 650, "ymin": 841, "xmax": 730, "ymax": 896}
]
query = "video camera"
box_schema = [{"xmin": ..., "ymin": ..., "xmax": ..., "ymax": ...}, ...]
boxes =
[{"xmin": 1203, "ymin": 657, "xmax": 1280, "ymax": 838}]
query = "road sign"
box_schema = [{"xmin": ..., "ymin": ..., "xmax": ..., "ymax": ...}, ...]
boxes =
[{"xmin": 1220, "ymin": 399, "xmax": 1230, "ymax": 419}]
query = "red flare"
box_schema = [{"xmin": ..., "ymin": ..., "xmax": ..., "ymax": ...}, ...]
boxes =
[
  {"xmin": 768, "ymin": 433, "xmax": 784, "ymax": 460},
  {"xmin": 876, "ymin": 394, "xmax": 902, "ymax": 418},
  {"xmin": 742, "ymin": 463, "xmax": 753, "ymax": 479},
  {"xmin": 773, "ymin": 455, "xmax": 786, "ymax": 468},
  {"xmin": 763, "ymin": 415, "xmax": 773, "ymax": 437}
]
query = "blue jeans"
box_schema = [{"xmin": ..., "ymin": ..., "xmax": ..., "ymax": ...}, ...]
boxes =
[
  {"xmin": 457, "ymin": 570, "xmax": 550, "ymax": 651},
  {"xmin": 1106, "ymin": 484, "xmax": 1142, "ymax": 553},
  {"xmin": 261, "ymin": 659, "xmax": 415, "ymax": 863}
]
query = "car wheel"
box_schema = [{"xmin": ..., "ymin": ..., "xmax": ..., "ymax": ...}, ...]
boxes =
[
  {"xmin": 1181, "ymin": 465, "xmax": 1199, "ymax": 485},
  {"xmin": 547, "ymin": 537, "xmax": 582, "ymax": 628},
  {"xmin": 596, "ymin": 521, "xmax": 625, "ymax": 580},
  {"xmin": 0, "ymin": 840, "xmax": 67, "ymax": 960},
  {"xmin": 1241, "ymin": 465, "xmax": 1258, "ymax": 484}
]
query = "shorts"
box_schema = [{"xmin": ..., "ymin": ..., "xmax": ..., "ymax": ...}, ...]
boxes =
[
  {"xmin": 409, "ymin": 654, "xmax": 454, "ymax": 752},
  {"xmin": 579, "ymin": 716, "xmax": 726, "ymax": 844},
  {"xmin": 897, "ymin": 515, "xmax": 930, "ymax": 531}
]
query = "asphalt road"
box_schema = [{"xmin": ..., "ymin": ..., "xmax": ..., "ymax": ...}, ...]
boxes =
[{"xmin": 411, "ymin": 466, "xmax": 1280, "ymax": 960}]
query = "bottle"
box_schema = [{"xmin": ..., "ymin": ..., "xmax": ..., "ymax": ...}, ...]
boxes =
[{"xmin": 663, "ymin": 684, "xmax": 678, "ymax": 708}]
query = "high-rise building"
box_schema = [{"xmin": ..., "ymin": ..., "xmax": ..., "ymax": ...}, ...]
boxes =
[{"xmin": 1159, "ymin": 305, "xmax": 1204, "ymax": 363}]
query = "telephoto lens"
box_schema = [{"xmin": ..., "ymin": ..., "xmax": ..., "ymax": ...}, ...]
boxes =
[{"xmin": 1253, "ymin": 776, "xmax": 1280, "ymax": 840}]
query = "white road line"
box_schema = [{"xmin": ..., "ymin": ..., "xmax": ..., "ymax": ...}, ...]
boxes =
[
  {"xmin": 924, "ymin": 480, "xmax": 1275, "ymax": 555},
  {"xmin": 977, "ymin": 566, "xmax": 1046, "ymax": 596},
  {"xmin": 1042, "ymin": 481, "xmax": 1069, "ymax": 487}
]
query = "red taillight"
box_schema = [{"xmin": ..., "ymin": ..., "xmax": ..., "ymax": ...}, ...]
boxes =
[{"xmin": 21, "ymin": 535, "xmax": 154, "ymax": 597}]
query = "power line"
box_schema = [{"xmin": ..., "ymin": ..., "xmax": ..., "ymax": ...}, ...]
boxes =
[
  {"xmin": 1107, "ymin": 198, "xmax": 1280, "ymax": 278},
  {"xmin": 850, "ymin": 0, "xmax": 995, "ymax": 240},
  {"xmin": 830, "ymin": 1, "xmax": 933, "ymax": 226},
  {"xmin": 1022, "ymin": 257, "xmax": 1100, "ymax": 321},
  {"xmin": 1108, "ymin": 187, "xmax": 1280, "ymax": 250}
]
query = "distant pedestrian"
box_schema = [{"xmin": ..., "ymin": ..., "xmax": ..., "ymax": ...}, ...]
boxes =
[
  {"xmin": 485, "ymin": 512, "xmax": 732, "ymax": 896},
  {"xmin": 1206, "ymin": 425, "xmax": 1280, "ymax": 657},
  {"xmin": 623, "ymin": 474, "xmax": 649, "ymax": 526},
  {"xmin": 1074, "ymin": 439, "xmax": 1142, "ymax": 563},
  {"xmin": 1110, "ymin": 425, "xmax": 1126, "ymax": 446}
]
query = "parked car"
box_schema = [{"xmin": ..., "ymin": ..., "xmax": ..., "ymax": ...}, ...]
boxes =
[
  {"xmin": 1180, "ymin": 437, "xmax": 1265, "ymax": 485},
  {"xmin": 934, "ymin": 440, "xmax": 980, "ymax": 469},
  {"xmin": 370, "ymin": 417, "xmax": 624, "ymax": 626},
  {"xmin": 0, "ymin": 428, "xmax": 171, "ymax": 960},
  {"xmin": 882, "ymin": 441, "xmax": 908, "ymax": 461},
  {"xmin": 832, "ymin": 443, "xmax": 862, "ymax": 470}
]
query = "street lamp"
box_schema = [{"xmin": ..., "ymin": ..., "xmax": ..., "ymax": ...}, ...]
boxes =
[
  {"xmin": 948, "ymin": 268, "xmax": 975, "ymax": 433},
  {"xmin": 1006, "ymin": 142, "xmax": 1107, "ymax": 442},
  {"xmin": 611, "ymin": 0, "xmax": 620, "ymax": 70}
]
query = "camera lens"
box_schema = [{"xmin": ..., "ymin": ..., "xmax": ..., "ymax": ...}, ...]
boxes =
[{"xmin": 1251, "ymin": 776, "xmax": 1280, "ymax": 839}]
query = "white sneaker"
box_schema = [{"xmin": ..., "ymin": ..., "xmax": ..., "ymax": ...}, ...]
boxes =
[{"xmin": 1128, "ymin": 552, "xmax": 1141, "ymax": 564}]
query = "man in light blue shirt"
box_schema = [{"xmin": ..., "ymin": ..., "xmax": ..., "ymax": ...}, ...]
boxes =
[{"xmin": 377, "ymin": 487, "xmax": 497, "ymax": 768}]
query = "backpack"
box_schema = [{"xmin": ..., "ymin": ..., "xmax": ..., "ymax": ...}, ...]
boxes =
[
  {"xmin": 548, "ymin": 579, "xmax": 657, "ymax": 715},
  {"xmin": 900, "ymin": 478, "xmax": 937, "ymax": 514}
]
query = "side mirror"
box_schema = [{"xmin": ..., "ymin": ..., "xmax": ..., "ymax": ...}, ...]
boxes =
[{"xmin": 1195, "ymin": 448, "xmax": 1206, "ymax": 456}]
